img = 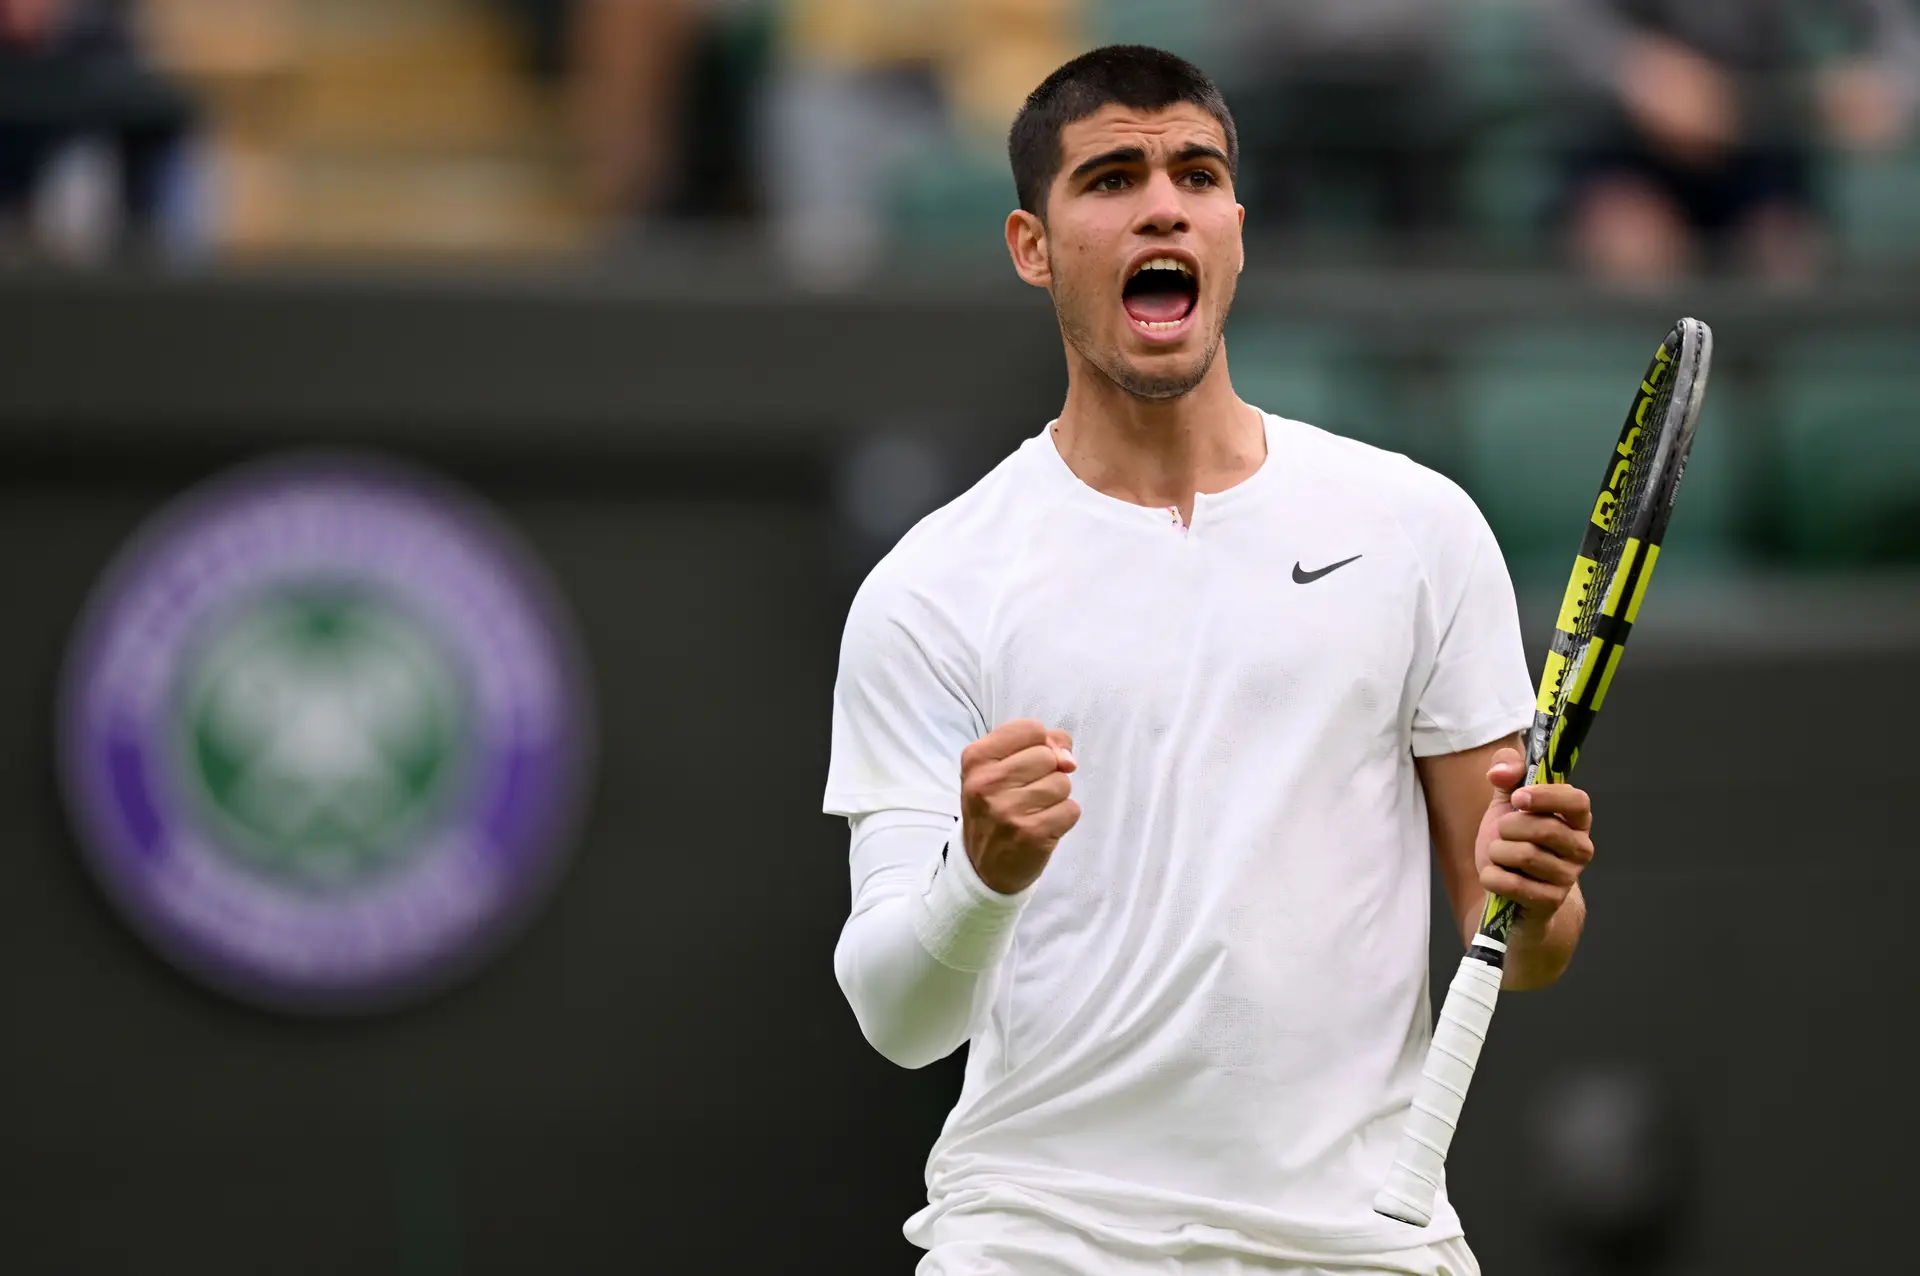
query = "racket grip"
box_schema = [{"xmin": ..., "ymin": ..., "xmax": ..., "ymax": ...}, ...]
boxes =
[{"xmin": 1373, "ymin": 954, "xmax": 1505, "ymax": 1226}]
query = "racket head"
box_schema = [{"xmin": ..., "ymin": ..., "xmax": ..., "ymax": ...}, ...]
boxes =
[
  {"xmin": 1523, "ymin": 317, "xmax": 1712, "ymax": 786},
  {"xmin": 1478, "ymin": 318, "xmax": 1712, "ymax": 942}
]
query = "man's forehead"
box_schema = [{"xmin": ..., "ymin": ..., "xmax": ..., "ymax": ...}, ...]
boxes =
[{"xmin": 1058, "ymin": 103, "xmax": 1227, "ymax": 162}]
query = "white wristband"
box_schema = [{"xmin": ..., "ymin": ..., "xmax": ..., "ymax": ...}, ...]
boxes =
[{"xmin": 908, "ymin": 830, "xmax": 1032, "ymax": 973}]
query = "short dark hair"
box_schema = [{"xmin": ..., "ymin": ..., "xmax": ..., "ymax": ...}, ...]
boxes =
[{"xmin": 1008, "ymin": 45, "xmax": 1239, "ymax": 219}]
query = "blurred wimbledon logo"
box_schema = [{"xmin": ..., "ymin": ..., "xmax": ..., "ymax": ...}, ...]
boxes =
[
  {"xmin": 181, "ymin": 590, "xmax": 468, "ymax": 888},
  {"xmin": 60, "ymin": 456, "xmax": 590, "ymax": 1015}
]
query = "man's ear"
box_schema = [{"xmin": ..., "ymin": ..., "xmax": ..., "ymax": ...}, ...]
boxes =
[
  {"xmin": 1006, "ymin": 209, "xmax": 1051, "ymax": 288},
  {"xmin": 1236, "ymin": 203, "xmax": 1246, "ymax": 274}
]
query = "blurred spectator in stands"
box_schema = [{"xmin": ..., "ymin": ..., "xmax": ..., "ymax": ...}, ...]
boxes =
[
  {"xmin": 1210, "ymin": 1, "xmax": 1463, "ymax": 249},
  {"xmin": 494, "ymin": 0, "xmax": 765, "ymax": 226},
  {"xmin": 569, "ymin": 0, "xmax": 709, "ymax": 219},
  {"xmin": 0, "ymin": 0, "xmax": 202, "ymax": 264},
  {"xmin": 1545, "ymin": 0, "xmax": 1920, "ymax": 286},
  {"xmin": 759, "ymin": 0, "xmax": 1081, "ymax": 286}
]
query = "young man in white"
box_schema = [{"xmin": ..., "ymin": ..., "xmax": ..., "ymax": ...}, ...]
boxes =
[{"xmin": 823, "ymin": 46, "xmax": 1597, "ymax": 1276}]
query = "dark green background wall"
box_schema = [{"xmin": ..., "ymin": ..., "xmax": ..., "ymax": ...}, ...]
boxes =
[{"xmin": 1, "ymin": 275, "xmax": 1912, "ymax": 1273}]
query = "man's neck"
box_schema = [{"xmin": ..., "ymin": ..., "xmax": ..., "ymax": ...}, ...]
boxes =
[{"xmin": 1051, "ymin": 350, "xmax": 1264, "ymax": 526}]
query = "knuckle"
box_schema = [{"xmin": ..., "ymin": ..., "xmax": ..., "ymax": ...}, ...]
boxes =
[
  {"xmin": 1508, "ymin": 816, "xmax": 1565, "ymax": 849},
  {"xmin": 1506, "ymin": 874, "xmax": 1548, "ymax": 901},
  {"xmin": 1510, "ymin": 827, "xmax": 1551, "ymax": 856}
]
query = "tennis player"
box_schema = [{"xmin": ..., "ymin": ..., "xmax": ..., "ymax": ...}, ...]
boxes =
[{"xmin": 823, "ymin": 46, "xmax": 1596, "ymax": 1276}]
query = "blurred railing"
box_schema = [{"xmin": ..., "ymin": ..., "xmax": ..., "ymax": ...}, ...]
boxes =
[{"xmin": 3, "ymin": 264, "xmax": 1915, "ymax": 580}]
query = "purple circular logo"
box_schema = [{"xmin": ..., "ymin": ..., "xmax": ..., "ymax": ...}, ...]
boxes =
[{"xmin": 59, "ymin": 455, "xmax": 592, "ymax": 1014}]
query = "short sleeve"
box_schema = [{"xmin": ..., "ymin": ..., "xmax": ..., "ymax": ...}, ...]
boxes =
[
  {"xmin": 822, "ymin": 564, "xmax": 986, "ymax": 819},
  {"xmin": 1408, "ymin": 488, "xmax": 1534, "ymax": 758}
]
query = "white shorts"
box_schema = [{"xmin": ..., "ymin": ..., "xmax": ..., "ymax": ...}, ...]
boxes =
[{"xmin": 916, "ymin": 1208, "xmax": 1481, "ymax": 1276}]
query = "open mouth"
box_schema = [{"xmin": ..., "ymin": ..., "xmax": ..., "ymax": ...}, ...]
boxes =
[{"xmin": 1122, "ymin": 257, "xmax": 1198, "ymax": 332}]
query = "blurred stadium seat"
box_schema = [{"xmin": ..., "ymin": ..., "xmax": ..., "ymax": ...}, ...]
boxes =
[
  {"xmin": 148, "ymin": 0, "xmax": 585, "ymax": 256},
  {"xmin": 1226, "ymin": 321, "xmax": 1344, "ymax": 436},
  {"xmin": 888, "ymin": 145, "xmax": 1014, "ymax": 253},
  {"xmin": 1772, "ymin": 334, "xmax": 1920, "ymax": 562},
  {"xmin": 1458, "ymin": 118, "xmax": 1560, "ymax": 252},
  {"xmin": 1448, "ymin": 0, "xmax": 1558, "ymax": 249},
  {"xmin": 1828, "ymin": 149, "xmax": 1920, "ymax": 267},
  {"xmin": 1090, "ymin": 0, "xmax": 1225, "ymax": 64},
  {"xmin": 1227, "ymin": 320, "xmax": 1415, "ymax": 460},
  {"xmin": 1452, "ymin": 330, "xmax": 1741, "ymax": 581}
]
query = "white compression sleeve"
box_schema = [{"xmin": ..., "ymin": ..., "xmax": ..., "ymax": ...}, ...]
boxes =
[{"xmin": 834, "ymin": 809, "xmax": 1033, "ymax": 1070}]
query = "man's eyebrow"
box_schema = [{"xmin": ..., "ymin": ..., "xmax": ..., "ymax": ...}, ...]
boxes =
[
  {"xmin": 1172, "ymin": 143, "xmax": 1230, "ymax": 167},
  {"xmin": 1068, "ymin": 146, "xmax": 1146, "ymax": 181}
]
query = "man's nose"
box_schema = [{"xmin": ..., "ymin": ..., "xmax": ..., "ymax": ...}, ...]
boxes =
[{"xmin": 1133, "ymin": 170, "xmax": 1190, "ymax": 236}]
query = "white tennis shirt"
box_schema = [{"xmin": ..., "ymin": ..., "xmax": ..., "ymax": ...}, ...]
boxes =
[{"xmin": 823, "ymin": 411, "xmax": 1533, "ymax": 1269}]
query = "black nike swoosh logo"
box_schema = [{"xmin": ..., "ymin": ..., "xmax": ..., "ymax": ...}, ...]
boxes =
[{"xmin": 1292, "ymin": 554, "xmax": 1363, "ymax": 584}]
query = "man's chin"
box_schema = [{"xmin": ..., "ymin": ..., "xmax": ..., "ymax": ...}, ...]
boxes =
[{"xmin": 1105, "ymin": 351, "xmax": 1212, "ymax": 402}]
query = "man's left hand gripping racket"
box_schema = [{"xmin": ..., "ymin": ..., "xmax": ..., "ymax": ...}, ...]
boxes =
[{"xmin": 1373, "ymin": 317, "xmax": 1714, "ymax": 1227}]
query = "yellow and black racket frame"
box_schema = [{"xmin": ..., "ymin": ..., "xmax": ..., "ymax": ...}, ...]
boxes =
[{"xmin": 1476, "ymin": 317, "xmax": 1713, "ymax": 955}]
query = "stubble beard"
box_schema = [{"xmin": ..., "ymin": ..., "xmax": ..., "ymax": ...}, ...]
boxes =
[{"xmin": 1052, "ymin": 254, "xmax": 1235, "ymax": 403}]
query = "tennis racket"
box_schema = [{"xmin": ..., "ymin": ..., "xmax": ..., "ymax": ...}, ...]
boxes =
[{"xmin": 1373, "ymin": 317, "xmax": 1715, "ymax": 1227}]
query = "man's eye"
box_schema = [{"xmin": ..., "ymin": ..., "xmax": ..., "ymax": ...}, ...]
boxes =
[
  {"xmin": 1181, "ymin": 170, "xmax": 1217, "ymax": 189},
  {"xmin": 1092, "ymin": 173, "xmax": 1129, "ymax": 191}
]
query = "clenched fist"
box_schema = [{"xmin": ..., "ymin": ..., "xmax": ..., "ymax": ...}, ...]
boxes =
[{"xmin": 960, "ymin": 718, "xmax": 1080, "ymax": 895}]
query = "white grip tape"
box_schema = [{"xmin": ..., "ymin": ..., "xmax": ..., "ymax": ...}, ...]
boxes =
[{"xmin": 1372, "ymin": 955, "xmax": 1504, "ymax": 1226}]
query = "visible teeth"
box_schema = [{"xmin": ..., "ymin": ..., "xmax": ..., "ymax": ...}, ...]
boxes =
[
  {"xmin": 1131, "ymin": 256, "xmax": 1192, "ymax": 278},
  {"xmin": 1137, "ymin": 318, "xmax": 1185, "ymax": 330}
]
